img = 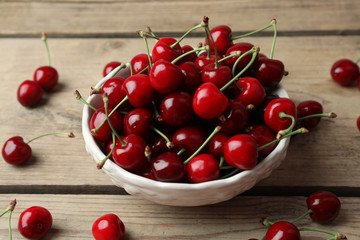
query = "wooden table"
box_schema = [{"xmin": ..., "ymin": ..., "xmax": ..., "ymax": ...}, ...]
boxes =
[{"xmin": 0, "ymin": 0, "xmax": 359, "ymax": 239}]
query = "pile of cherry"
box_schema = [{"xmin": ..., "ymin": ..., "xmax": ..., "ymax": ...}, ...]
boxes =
[{"xmin": 80, "ymin": 16, "xmax": 337, "ymax": 184}]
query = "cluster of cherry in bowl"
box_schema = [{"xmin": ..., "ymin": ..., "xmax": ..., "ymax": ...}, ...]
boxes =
[{"xmin": 82, "ymin": 16, "xmax": 335, "ymax": 185}]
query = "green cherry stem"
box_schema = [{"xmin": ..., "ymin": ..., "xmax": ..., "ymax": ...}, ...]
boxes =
[
  {"xmin": 177, "ymin": 148, "xmax": 186, "ymax": 156},
  {"xmin": 220, "ymin": 168, "xmax": 239, "ymax": 179},
  {"xmin": 230, "ymin": 48, "xmax": 257, "ymax": 76},
  {"xmin": 152, "ymin": 101, "xmax": 162, "ymax": 122},
  {"xmin": 138, "ymin": 30, "xmax": 153, "ymax": 68},
  {"xmin": 204, "ymin": 24, "xmax": 219, "ymax": 69},
  {"xmin": 220, "ymin": 165, "xmax": 234, "ymax": 170},
  {"xmin": 355, "ymin": 56, "xmax": 360, "ymax": 64},
  {"xmin": 109, "ymin": 63, "xmax": 126, "ymax": 78},
  {"xmin": 146, "ymin": 26, "xmax": 158, "ymax": 40},
  {"xmin": 184, "ymin": 126, "xmax": 222, "ymax": 164},
  {"xmin": 26, "ymin": 131, "xmax": 75, "ymax": 144},
  {"xmin": 97, "ymin": 133, "xmax": 116, "ymax": 169},
  {"xmin": 75, "ymin": 90, "xmax": 97, "ymax": 111},
  {"xmin": 261, "ymin": 218, "xmax": 275, "ymax": 227},
  {"xmin": 298, "ymin": 227, "xmax": 347, "ymax": 240},
  {"xmin": 129, "ymin": 62, "xmax": 134, "ymax": 76},
  {"xmin": 289, "ymin": 209, "xmax": 312, "ymax": 223},
  {"xmin": 258, "ymin": 127, "xmax": 308, "ymax": 151},
  {"xmin": 171, "ymin": 46, "xmax": 207, "ymax": 64},
  {"xmin": 297, "ymin": 112, "xmax": 337, "ymax": 121},
  {"xmin": 0, "ymin": 199, "xmax": 16, "ymax": 240},
  {"xmin": 218, "ymin": 51, "xmax": 241, "ymax": 64},
  {"xmin": 41, "ymin": 32, "xmax": 52, "ymax": 66},
  {"xmin": 270, "ymin": 19, "xmax": 277, "ymax": 59},
  {"xmin": 231, "ymin": 19, "xmax": 276, "ymax": 40},
  {"xmin": 170, "ymin": 23, "xmax": 203, "ymax": 48},
  {"xmin": 276, "ymin": 112, "xmax": 296, "ymax": 139},
  {"xmin": 90, "ymin": 63, "xmax": 127, "ymax": 95},
  {"xmin": 150, "ymin": 126, "xmax": 174, "ymax": 149},
  {"xmin": 219, "ymin": 155, "xmax": 225, "ymax": 167},
  {"xmin": 220, "ymin": 47, "xmax": 259, "ymax": 92}
]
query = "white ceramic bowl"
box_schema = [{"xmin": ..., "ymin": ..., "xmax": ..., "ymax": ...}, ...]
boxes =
[{"xmin": 82, "ymin": 65, "xmax": 291, "ymax": 206}]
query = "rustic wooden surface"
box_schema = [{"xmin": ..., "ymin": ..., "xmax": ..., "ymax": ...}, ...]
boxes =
[{"xmin": 0, "ymin": 0, "xmax": 359, "ymax": 239}]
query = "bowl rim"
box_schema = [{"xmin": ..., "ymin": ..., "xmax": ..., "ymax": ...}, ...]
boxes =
[{"xmin": 82, "ymin": 65, "xmax": 290, "ymax": 190}]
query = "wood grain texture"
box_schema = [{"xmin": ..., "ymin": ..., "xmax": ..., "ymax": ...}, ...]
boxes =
[
  {"xmin": 0, "ymin": 0, "xmax": 359, "ymax": 36},
  {"xmin": 0, "ymin": 36, "xmax": 359, "ymax": 190},
  {"xmin": 0, "ymin": 194, "xmax": 358, "ymax": 239}
]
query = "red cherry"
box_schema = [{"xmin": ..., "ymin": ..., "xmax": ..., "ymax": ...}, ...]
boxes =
[
  {"xmin": 33, "ymin": 66, "xmax": 58, "ymax": 91},
  {"xmin": 205, "ymin": 25, "xmax": 233, "ymax": 55},
  {"xmin": 122, "ymin": 74, "xmax": 155, "ymax": 107},
  {"xmin": 249, "ymin": 94, "xmax": 279, "ymax": 125},
  {"xmin": 151, "ymin": 37, "xmax": 182, "ymax": 63},
  {"xmin": 160, "ymin": 91, "xmax": 194, "ymax": 128},
  {"xmin": 297, "ymin": 100, "xmax": 323, "ymax": 129},
  {"xmin": 201, "ymin": 63, "xmax": 232, "ymax": 88},
  {"xmin": 2, "ymin": 136, "xmax": 32, "ymax": 165},
  {"xmin": 357, "ymin": 116, "xmax": 360, "ymax": 131},
  {"xmin": 330, "ymin": 59, "xmax": 359, "ymax": 86},
  {"xmin": 112, "ymin": 134, "xmax": 148, "ymax": 172},
  {"xmin": 90, "ymin": 107, "xmax": 123, "ymax": 142},
  {"xmin": 103, "ymin": 61, "xmax": 121, "ymax": 77},
  {"xmin": 101, "ymin": 77, "xmax": 126, "ymax": 109},
  {"xmin": 217, "ymin": 99, "xmax": 249, "ymax": 135},
  {"xmin": 149, "ymin": 131, "xmax": 172, "ymax": 157},
  {"xmin": 151, "ymin": 152, "xmax": 186, "ymax": 182},
  {"xmin": 179, "ymin": 61, "xmax": 203, "ymax": 93},
  {"xmin": 195, "ymin": 52, "xmax": 219, "ymax": 71},
  {"xmin": 179, "ymin": 45, "xmax": 198, "ymax": 63},
  {"xmin": 224, "ymin": 134, "xmax": 258, "ymax": 170},
  {"xmin": 17, "ymin": 80, "xmax": 43, "ymax": 107},
  {"xmin": 225, "ymin": 42, "xmax": 258, "ymax": 75},
  {"xmin": 207, "ymin": 132, "xmax": 229, "ymax": 157},
  {"xmin": 248, "ymin": 125, "xmax": 276, "ymax": 158},
  {"xmin": 106, "ymin": 138, "xmax": 123, "ymax": 157},
  {"xmin": 193, "ymin": 82, "xmax": 229, "ymax": 120},
  {"xmin": 264, "ymin": 98, "xmax": 297, "ymax": 132},
  {"xmin": 236, "ymin": 77, "xmax": 266, "ymax": 107},
  {"xmin": 172, "ymin": 126, "xmax": 206, "ymax": 158},
  {"xmin": 149, "ymin": 60, "xmax": 184, "ymax": 94},
  {"xmin": 254, "ymin": 58, "xmax": 285, "ymax": 87},
  {"xmin": 130, "ymin": 53, "xmax": 150, "ymax": 75},
  {"xmin": 92, "ymin": 213, "xmax": 125, "ymax": 240},
  {"xmin": 18, "ymin": 206, "xmax": 53, "ymax": 240},
  {"xmin": 187, "ymin": 153, "xmax": 220, "ymax": 183},
  {"xmin": 306, "ymin": 191, "xmax": 341, "ymax": 224},
  {"xmin": 265, "ymin": 221, "xmax": 301, "ymax": 240},
  {"xmin": 123, "ymin": 108, "xmax": 153, "ymax": 138}
]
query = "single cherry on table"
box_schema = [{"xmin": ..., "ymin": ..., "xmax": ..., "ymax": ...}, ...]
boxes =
[
  {"xmin": 18, "ymin": 206, "xmax": 53, "ymax": 240},
  {"xmin": 330, "ymin": 58, "xmax": 359, "ymax": 86},
  {"xmin": 92, "ymin": 213, "xmax": 125, "ymax": 240}
]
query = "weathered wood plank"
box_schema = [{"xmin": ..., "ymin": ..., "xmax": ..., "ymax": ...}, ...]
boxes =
[
  {"xmin": 0, "ymin": 36, "xmax": 359, "ymax": 190},
  {"xmin": 0, "ymin": 0, "xmax": 359, "ymax": 36},
  {"xmin": 0, "ymin": 194, "xmax": 358, "ymax": 239}
]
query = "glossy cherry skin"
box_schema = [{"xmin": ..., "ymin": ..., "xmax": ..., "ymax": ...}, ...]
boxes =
[
  {"xmin": 112, "ymin": 134, "xmax": 148, "ymax": 172},
  {"xmin": 33, "ymin": 66, "xmax": 58, "ymax": 91},
  {"xmin": 236, "ymin": 77, "xmax": 266, "ymax": 107},
  {"xmin": 195, "ymin": 52, "xmax": 221, "ymax": 71},
  {"xmin": 172, "ymin": 126, "xmax": 206, "ymax": 158},
  {"xmin": 160, "ymin": 91, "xmax": 194, "ymax": 128},
  {"xmin": 92, "ymin": 213, "xmax": 125, "ymax": 240},
  {"xmin": 249, "ymin": 94, "xmax": 279, "ymax": 125},
  {"xmin": 187, "ymin": 153, "xmax": 220, "ymax": 183},
  {"xmin": 357, "ymin": 116, "xmax": 360, "ymax": 131},
  {"xmin": 2, "ymin": 136, "xmax": 32, "ymax": 165},
  {"xmin": 216, "ymin": 99, "xmax": 249, "ymax": 135},
  {"xmin": 264, "ymin": 98, "xmax": 297, "ymax": 132},
  {"xmin": 151, "ymin": 152, "xmax": 186, "ymax": 182},
  {"xmin": 224, "ymin": 134, "xmax": 258, "ymax": 170},
  {"xmin": 254, "ymin": 58, "xmax": 285, "ymax": 87},
  {"xmin": 207, "ymin": 132, "xmax": 229, "ymax": 157},
  {"xmin": 201, "ymin": 63, "xmax": 232, "ymax": 88},
  {"xmin": 101, "ymin": 77, "xmax": 126, "ymax": 109},
  {"xmin": 149, "ymin": 60, "xmax": 184, "ymax": 94},
  {"xmin": 249, "ymin": 125, "xmax": 276, "ymax": 158},
  {"xmin": 179, "ymin": 45, "xmax": 198, "ymax": 63},
  {"xmin": 17, "ymin": 80, "xmax": 43, "ymax": 107},
  {"xmin": 193, "ymin": 82, "xmax": 229, "ymax": 120},
  {"xmin": 123, "ymin": 108, "xmax": 153, "ymax": 138},
  {"xmin": 330, "ymin": 59, "xmax": 359, "ymax": 86},
  {"xmin": 130, "ymin": 53, "xmax": 150, "ymax": 75},
  {"xmin": 18, "ymin": 206, "xmax": 53, "ymax": 240},
  {"xmin": 149, "ymin": 131, "xmax": 172, "ymax": 157},
  {"xmin": 122, "ymin": 74, "xmax": 155, "ymax": 107},
  {"xmin": 90, "ymin": 107, "xmax": 123, "ymax": 143},
  {"xmin": 151, "ymin": 37, "xmax": 182, "ymax": 63},
  {"xmin": 225, "ymin": 42, "xmax": 258, "ymax": 75},
  {"xmin": 179, "ymin": 61, "xmax": 203, "ymax": 93},
  {"xmin": 265, "ymin": 221, "xmax": 301, "ymax": 240},
  {"xmin": 206, "ymin": 25, "xmax": 233, "ymax": 55},
  {"xmin": 103, "ymin": 61, "xmax": 121, "ymax": 77},
  {"xmin": 306, "ymin": 191, "xmax": 341, "ymax": 224},
  {"xmin": 297, "ymin": 100, "xmax": 323, "ymax": 129}
]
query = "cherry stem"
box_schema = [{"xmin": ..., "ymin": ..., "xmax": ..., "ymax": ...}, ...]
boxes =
[
  {"xmin": 140, "ymin": 31, "xmax": 159, "ymax": 40},
  {"xmin": 218, "ymin": 51, "xmax": 241, "ymax": 64},
  {"xmin": 298, "ymin": 227, "xmax": 346, "ymax": 239},
  {"xmin": 297, "ymin": 112, "xmax": 337, "ymax": 121},
  {"xmin": 277, "ymin": 112, "xmax": 296, "ymax": 139},
  {"xmin": 220, "ymin": 168, "xmax": 239, "ymax": 179},
  {"xmin": 184, "ymin": 126, "xmax": 222, "ymax": 164},
  {"xmin": 137, "ymin": 66, "xmax": 149, "ymax": 75},
  {"xmin": 103, "ymin": 94, "xmax": 127, "ymax": 146},
  {"xmin": 220, "ymin": 165, "xmax": 234, "ymax": 170},
  {"xmin": 170, "ymin": 23, "xmax": 203, "ymax": 48},
  {"xmin": 150, "ymin": 126, "xmax": 174, "ymax": 149},
  {"xmin": 257, "ymin": 127, "xmax": 308, "ymax": 151},
  {"xmin": 171, "ymin": 46, "xmax": 207, "ymax": 64},
  {"xmin": 219, "ymin": 155, "xmax": 225, "ymax": 167},
  {"xmin": 146, "ymin": 26, "xmax": 158, "ymax": 40},
  {"xmin": 355, "ymin": 56, "xmax": 360, "ymax": 64},
  {"xmin": 231, "ymin": 47, "xmax": 257, "ymax": 76},
  {"xmin": 138, "ymin": 31, "xmax": 153, "ymax": 68},
  {"xmin": 177, "ymin": 148, "xmax": 186, "ymax": 156},
  {"xmin": 91, "ymin": 95, "xmax": 128, "ymax": 134},
  {"xmin": 289, "ymin": 209, "xmax": 312, "ymax": 223},
  {"xmin": 129, "ymin": 62, "xmax": 134, "ymax": 76},
  {"xmin": 74, "ymin": 90, "xmax": 97, "ymax": 111},
  {"xmin": 220, "ymin": 47, "xmax": 259, "ymax": 92},
  {"xmin": 0, "ymin": 199, "xmax": 16, "ymax": 240},
  {"xmin": 41, "ymin": 32, "xmax": 52, "ymax": 66},
  {"xmin": 152, "ymin": 101, "xmax": 162, "ymax": 122},
  {"xmin": 97, "ymin": 133, "xmax": 116, "ymax": 169},
  {"xmin": 205, "ymin": 25, "xmax": 219, "ymax": 69},
  {"xmin": 26, "ymin": 132, "xmax": 74, "ymax": 144},
  {"xmin": 109, "ymin": 63, "xmax": 126, "ymax": 78},
  {"xmin": 231, "ymin": 19, "xmax": 275, "ymax": 40},
  {"xmin": 270, "ymin": 19, "xmax": 277, "ymax": 59}
]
